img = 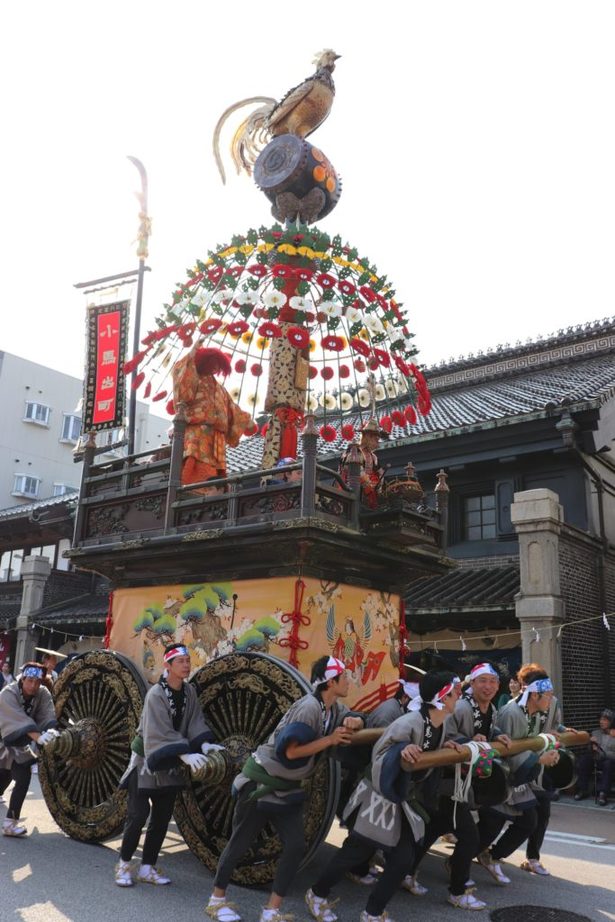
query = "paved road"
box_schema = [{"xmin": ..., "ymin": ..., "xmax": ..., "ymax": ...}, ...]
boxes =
[{"xmin": 2, "ymin": 781, "xmax": 614, "ymax": 922}]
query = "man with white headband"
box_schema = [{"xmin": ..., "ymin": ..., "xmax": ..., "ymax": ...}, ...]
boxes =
[
  {"xmin": 206, "ymin": 655, "xmax": 363, "ymax": 922},
  {"xmin": 475, "ymin": 666, "xmax": 561, "ymax": 884},
  {"xmin": 409, "ymin": 662, "xmax": 511, "ymax": 906},
  {"xmin": 0, "ymin": 662, "xmax": 59, "ymax": 836},
  {"xmin": 115, "ymin": 643, "xmax": 218, "ymax": 887},
  {"xmin": 305, "ymin": 669, "xmax": 485, "ymax": 918}
]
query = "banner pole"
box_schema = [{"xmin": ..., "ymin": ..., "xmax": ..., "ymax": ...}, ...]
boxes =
[{"xmin": 126, "ymin": 156, "xmax": 150, "ymax": 456}]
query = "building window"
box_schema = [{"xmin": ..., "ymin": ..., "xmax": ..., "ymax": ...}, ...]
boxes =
[
  {"xmin": 463, "ymin": 494, "xmax": 496, "ymax": 540},
  {"xmin": 0, "ymin": 549, "xmax": 23, "ymax": 581},
  {"xmin": 12, "ymin": 474, "xmax": 41, "ymax": 499},
  {"xmin": 60, "ymin": 414, "xmax": 81, "ymax": 443},
  {"xmin": 23, "ymin": 401, "xmax": 50, "ymax": 426},
  {"xmin": 53, "ymin": 483, "xmax": 77, "ymax": 497},
  {"xmin": 98, "ymin": 427, "xmax": 125, "ymax": 453},
  {"xmin": 30, "ymin": 544, "xmax": 57, "ymax": 566}
]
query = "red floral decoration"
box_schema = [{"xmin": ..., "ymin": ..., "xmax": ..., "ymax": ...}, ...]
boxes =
[
  {"xmin": 359, "ymin": 285, "xmax": 377, "ymax": 303},
  {"xmin": 296, "ymin": 268, "xmax": 314, "ymax": 280},
  {"xmin": 339, "ymin": 364, "xmax": 350, "ymax": 378},
  {"xmin": 321, "ymin": 335, "xmax": 345, "ymax": 352},
  {"xmin": 405, "ymin": 405, "xmax": 417, "ymax": 425},
  {"xmin": 308, "ymin": 366, "xmax": 318, "ymax": 379},
  {"xmin": 286, "ymin": 326, "xmax": 310, "ymax": 349},
  {"xmin": 272, "ymin": 264, "xmax": 294, "ymax": 278},
  {"xmin": 320, "ymin": 424, "xmax": 337, "ymax": 442},
  {"xmin": 391, "ymin": 410, "xmax": 405, "ymax": 427},
  {"xmin": 248, "ymin": 264, "xmax": 267, "ymax": 277},
  {"xmin": 338, "ymin": 280, "xmax": 356, "ymax": 296},
  {"xmin": 321, "ymin": 367, "xmax": 334, "ymax": 380},
  {"xmin": 367, "ymin": 358, "xmax": 380, "ymax": 371},
  {"xmin": 251, "ymin": 363, "xmax": 263, "ymax": 376},
  {"xmin": 143, "ymin": 382, "xmax": 152, "ymax": 399},
  {"xmin": 341, "ymin": 423, "xmax": 355, "ymax": 440},
  {"xmin": 373, "ymin": 348, "xmax": 391, "ymax": 368},
  {"xmin": 200, "ymin": 318, "xmax": 222, "ymax": 335},
  {"xmin": 394, "ymin": 355, "xmax": 409, "ymax": 375},
  {"xmin": 207, "ymin": 266, "xmax": 223, "ymax": 282},
  {"xmin": 317, "ymin": 272, "xmax": 336, "ymax": 288},
  {"xmin": 349, "ymin": 337, "xmax": 371, "ymax": 357},
  {"xmin": 244, "ymin": 422, "xmax": 258, "ymax": 436},
  {"xmin": 166, "ymin": 399, "xmax": 176, "ymax": 416},
  {"xmin": 354, "ymin": 358, "xmax": 366, "ymax": 372},
  {"xmin": 124, "ymin": 349, "xmax": 149, "ymax": 374},
  {"xmin": 227, "ymin": 320, "xmax": 249, "ymax": 337},
  {"xmin": 235, "ymin": 359, "xmax": 246, "ymax": 373},
  {"xmin": 152, "ymin": 390, "xmax": 168, "ymax": 402},
  {"xmin": 131, "ymin": 371, "xmax": 145, "ymax": 390},
  {"xmin": 379, "ymin": 415, "xmax": 392, "ymax": 434},
  {"xmin": 258, "ymin": 321, "xmax": 282, "ymax": 338},
  {"xmin": 418, "ymin": 394, "xmax": 432, "ymax": 416}
]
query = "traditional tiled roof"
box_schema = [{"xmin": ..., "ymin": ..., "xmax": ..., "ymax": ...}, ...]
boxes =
[
  {"xmin": 406, "ymin": 565, "xmax": 520, "ymax": 612},
  {"xmin": 30, "ymin": 591, "xmax": 109, "ymax": 627},
  {"xmin": 0, "ymin": 493, "xmax": 77, "ymax": 520}
]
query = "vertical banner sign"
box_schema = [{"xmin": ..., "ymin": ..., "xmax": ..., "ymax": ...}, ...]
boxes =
[{"xmin": 83, "ymin": 301, "xmax": 130, "ymax": 431}]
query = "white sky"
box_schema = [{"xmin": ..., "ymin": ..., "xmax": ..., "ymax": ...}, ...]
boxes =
[{"xmin": 2, "ymin": 1, "xmax": 615, "ymax": 383}]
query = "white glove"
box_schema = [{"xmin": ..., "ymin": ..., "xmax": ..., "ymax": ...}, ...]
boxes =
[
  {"xmin": 201, "ymin": 742, "xmax": 225, "ymax": 755},
  {"xmin": 179, "ymin": 752, "xmax": 208, "ymax": 773},
  {"xmin": 38, "ymin": 729, "xmax": 60, "ymax": 746}
]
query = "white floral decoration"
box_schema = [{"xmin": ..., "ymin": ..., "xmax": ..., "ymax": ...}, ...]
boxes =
[
  {"xmin": 364, "ymin": 314, "xmax": 385, "ymax": 335},
  {"xmin": 374, "ymin": 384, "xmax": 386, "ymax": 401},
  {"xmin": 358, "ymin": 388, "xmax": 371, "ymax": 408},
  {"xmin": 385, "ymin": 379, "xmax": 398, "ymax": 398},
  {"xmin": 340, "ymin": 392, "xmax": 354, "ymax": 411},
  {"xmin": 211, "ymin": 287, "xmax": 234, "ymax": 304},
  {"xmin": 235, "ymin": 289, "xmax": 259, "ymax": 305},
  {"xmin": 307, "ymin": 394, "xmax": 319, "ymax": 411},
  {"xmin": 289, "ymin": 295, "xmax": 314, "ymax": 311},
  {"xmin": 262, "ymin": 290, "xmax": 288, "ymax": 308},
  {"xmin": 320, "ymin": 300, "xmax": 342, "ymax": 319},
  {"xmin": 345, "ymin": 306, "xmax": 363, "ymax": 325}
]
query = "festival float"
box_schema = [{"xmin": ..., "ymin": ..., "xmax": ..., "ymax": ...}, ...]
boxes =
[{"xmin": 38, "ymin": 51, "xmax": 584, "ymax": 884}]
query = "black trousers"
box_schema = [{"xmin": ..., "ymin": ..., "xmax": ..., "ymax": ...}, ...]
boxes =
[
  {"xmin": 214, "ymin": 786, "xmax": 305, "ymax": 897},
  {"xmin": 476, "ymin": 805, "xmax": 537, "ymax": 860},
  {"xmin": 119, "ymin": 769, "xmax": 177, "ymax": 866},
  {"xmin": 526, "ymin": 793, "xmax": 550, "ymax": 860},
  {"xmin": 0, "ymin": 761, "xmax": 33, "ymax": 819},
  {"xmin": 312, "ymin": 817, "xmax": 416, "ymax": 917},
  {"xmin": 413, "ymin": 798, "xmax": 479, "ymax": 895},
  {"xmin": 576, "ymin": 752, "xmax": 615, "ymax": 795}
]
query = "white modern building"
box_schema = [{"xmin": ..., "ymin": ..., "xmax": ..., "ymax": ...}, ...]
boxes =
[{"xmin": 0, "ymin": 350, "xmax": 171, "ymax": 510}]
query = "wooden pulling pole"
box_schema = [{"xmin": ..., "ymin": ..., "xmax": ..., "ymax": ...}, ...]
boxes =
[{"xmin": 346, "ymin": 729, "xmax": 590, "ymax": 772}]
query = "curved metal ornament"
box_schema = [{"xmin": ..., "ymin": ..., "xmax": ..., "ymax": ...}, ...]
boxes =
[
  {"xmin": 39, "ymin": 650, "xmax": 146, "ymax": 841},
  {"xmin": 173, "ymin": 652, "xmax": 340, "ymax": 884}
]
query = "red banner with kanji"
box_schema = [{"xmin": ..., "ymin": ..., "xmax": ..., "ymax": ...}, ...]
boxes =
[{"xmin": 83, "ymin": 301, "xmax": 130, "ymax": 431}]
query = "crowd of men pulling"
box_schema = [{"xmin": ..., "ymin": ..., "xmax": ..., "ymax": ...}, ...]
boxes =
[{"xmin": 1, "ymin": 646, "xmax": 613, "ymax": 921}]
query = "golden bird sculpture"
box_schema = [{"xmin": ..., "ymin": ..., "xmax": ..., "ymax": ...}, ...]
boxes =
[{"xmin": 213, "ymin": 50, "xmax": 340, "ymax": 183}]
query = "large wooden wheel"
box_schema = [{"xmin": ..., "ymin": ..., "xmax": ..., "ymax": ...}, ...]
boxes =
[
  {"xmin": 173, "ymin": 652, "xmax": 340, "ymax": 885},
  {"xmin": 39, "ymin": 650, "xmax": 146, "ymax": 841}
]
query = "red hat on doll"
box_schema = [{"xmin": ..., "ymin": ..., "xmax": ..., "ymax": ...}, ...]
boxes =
[{"xmin": 194, "ymin": 348, "xmax": 232, "ymax": 377}]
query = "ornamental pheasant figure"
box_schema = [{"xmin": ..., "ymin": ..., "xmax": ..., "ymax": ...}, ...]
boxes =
[{"xmin": 213, "ymin": 50, "xmax": 340, "ymax": 183}]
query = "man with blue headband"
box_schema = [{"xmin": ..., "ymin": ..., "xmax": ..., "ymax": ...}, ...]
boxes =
[
  {"xmin": 475, "ymin": 667, "xmax": 561, "ymax": 883},
  {"xmin": 0, "ymin": 662, "xmax": 59, "ymax": 836}
]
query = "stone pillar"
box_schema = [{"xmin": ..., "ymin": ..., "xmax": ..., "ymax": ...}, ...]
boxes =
[
  {"xmin": 511, "ymin": 489, "xmax": 564, "ymax": 696},
  {"xmin": 14, "ymin": 556, "xmax": 51, "ymax": 668}
]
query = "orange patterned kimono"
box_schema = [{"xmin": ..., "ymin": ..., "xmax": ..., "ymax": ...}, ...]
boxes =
[{"xmin": 172, "ymin": 352, "xmax": 252, "ymax": 485}]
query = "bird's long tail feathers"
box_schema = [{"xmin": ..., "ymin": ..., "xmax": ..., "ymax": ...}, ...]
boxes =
[{"xmin": 212, "ymin": 96, "xmax": 276, "ymax": 183}]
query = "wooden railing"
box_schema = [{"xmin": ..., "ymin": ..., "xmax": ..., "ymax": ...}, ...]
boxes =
[{"xmin": 72, "ymin": 417, "xmax": 448, "ymax": 553}]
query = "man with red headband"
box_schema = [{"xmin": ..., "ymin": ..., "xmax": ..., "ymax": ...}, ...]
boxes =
[
  {"xmin": 205, "ymin": 656, "xmax": 363, "ymax": 922},
  {"xmin": 0, "ymin": 662, "xmax": 59, "ymax": 836},
  {"xmin": 115, "ymin": 643, "xmax": 219, "ymax": 887},
  {"xmin": 172, "ymin": 341, "xmax": 252, "ymax": 487},
  {"xmin": 304, "ymin": 670, "xmax": 483, "ymax": 918}
]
